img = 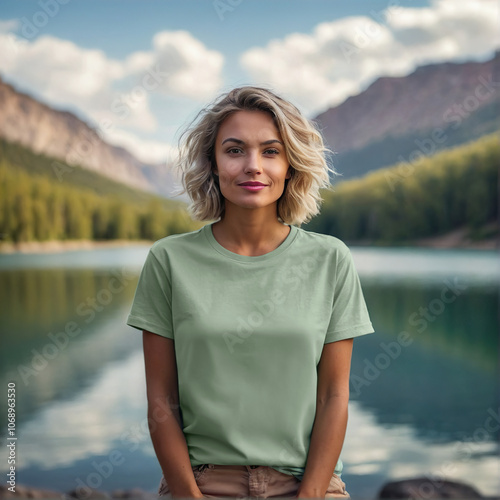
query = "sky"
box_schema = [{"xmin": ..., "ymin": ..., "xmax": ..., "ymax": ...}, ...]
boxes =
[{"xmin": 0, "ymin": 0, "xmax": 499, "ymax": 165}]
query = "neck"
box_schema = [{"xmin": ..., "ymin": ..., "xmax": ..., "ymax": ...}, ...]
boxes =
[{"xmin": 211, "ymin": 204, "xmax": 289, "ymax": 257}]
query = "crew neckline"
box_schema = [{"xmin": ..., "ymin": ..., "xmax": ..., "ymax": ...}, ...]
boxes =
[{"xmin": 203, "ymin": 222, "xmax": 298, "ymax": 263}]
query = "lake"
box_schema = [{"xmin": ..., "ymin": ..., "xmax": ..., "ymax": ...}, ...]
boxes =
[{"xmin": 0, "ymin": 244, "xmax": 498, "ymax": 498}]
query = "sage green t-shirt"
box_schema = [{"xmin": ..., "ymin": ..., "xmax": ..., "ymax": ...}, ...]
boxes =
[{"xmin": 126, "ymin": 222, "xmax": 374, "ymax": 480}]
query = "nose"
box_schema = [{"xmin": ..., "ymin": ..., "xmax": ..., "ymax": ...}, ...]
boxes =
[{"xmin": 244, "ymin": 151, "xmax": 262, "ymax": 175}]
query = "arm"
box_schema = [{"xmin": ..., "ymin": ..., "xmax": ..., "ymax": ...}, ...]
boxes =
[
  {"xmin": 296, "ymin": 338, "xmax": 353, "ymax": 498},
  {"xmin": 143, "ymin": 330, "xmax": 204, "ymax": 499}
]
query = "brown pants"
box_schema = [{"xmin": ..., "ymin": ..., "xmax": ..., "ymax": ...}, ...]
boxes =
[{"xmin": 158, "ymin": 464, "xmax": 350, "ymax": 498}]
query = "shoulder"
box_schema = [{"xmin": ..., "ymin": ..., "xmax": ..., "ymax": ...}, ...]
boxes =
[
  {"xmin": 149, "ymin": 226, "xmax": 206, "ymax": 259},
  {"xmin": 294, "ymin": 226, "xmax": 351, "ymax": 261}
]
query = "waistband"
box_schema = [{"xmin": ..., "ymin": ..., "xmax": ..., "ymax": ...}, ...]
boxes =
[{"xmin": 197, "ymin": 464, "xmax": 263, "ymax": 471}]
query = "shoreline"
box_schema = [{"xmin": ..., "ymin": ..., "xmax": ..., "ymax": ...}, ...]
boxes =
[
  {"xmin": 411, "ymin": 226, "xmax": 499, "ymax": 250},
  {"xmin": 0, "ymin": 228, "xmax": 498, "ymax": 254},
  {"xmin": 0, "ymin": 476, "xmax": 488, "ymax": 499},
  {"xmin": 347, "ymin": 227, "xmax": 499, "ymax": 251},
  {"xmin": 0, "ymin": 239, "xmax": 154, "ymax": 254}
]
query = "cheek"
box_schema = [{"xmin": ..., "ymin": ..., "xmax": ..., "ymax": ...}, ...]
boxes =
[
  {"xmin": 218, "ymin": 171, "xmax": 233, "ymax": 185},
  {"xmin": 217, "ymin": 161, "xmax": 241, "ymax": 185},
  {"xmin": 273, "ymin": 167, "xmax": 290, "ymax": 185}
]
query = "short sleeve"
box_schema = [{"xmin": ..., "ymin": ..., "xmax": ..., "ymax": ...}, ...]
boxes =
[
  {"xmin": 126, "ymin": 246, "xmax": 174, "ymax": 339},
  {"xmin": 324, "ymin": 247, "xmax": 374, "ymax": 343}
]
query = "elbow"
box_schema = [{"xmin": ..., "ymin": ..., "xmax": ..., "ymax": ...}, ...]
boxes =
[
  {"xmin": 147, "ymin": 402, "xmax": 182, "ymax": 433},
  {"xmin": 146, "ymin": 381, "xmax": 179, "ymax": 409},
  {"xmin": 316, "ymin": 388, "xmax": 350, "ymax": 408},
  {"xmin": 146, "ymin": 392, "xmax": 181, "ymax": 426},
  {"xmin": 147, "ymin": 392, "xmax": 180, "ymax": 413}
]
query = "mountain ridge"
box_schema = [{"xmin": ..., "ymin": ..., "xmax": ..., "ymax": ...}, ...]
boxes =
[
  {"xmin": 314, "ymin": 51, "xmax": 500, "ymax": 178},
  {"xmin": 0, "ymin": 52, "xmax": 498, "ymax": 193},
  {"xmin": 0, "ymin": 75, "xmax": 178, "ymax": 198}
]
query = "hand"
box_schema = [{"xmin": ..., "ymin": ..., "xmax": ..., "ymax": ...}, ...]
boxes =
[
  {"xmin": 171, "ymin": 494, "xmax": 205, "ymax": 499},
  {"xmin": 295, "ymin": 487, "xmax": 327, "ymax": 498},
  {"xmin": 170, "ymin": 487, "xmax": 205, "ymax": 499},
  {"xmin": 191, "ymin": 489, "xmax": 206, "ymax": 499}
]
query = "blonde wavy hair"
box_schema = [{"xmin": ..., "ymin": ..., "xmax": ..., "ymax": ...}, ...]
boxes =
[{"xmin": 172, "ymin": 86, "xmax": 337, "ymax": 226}]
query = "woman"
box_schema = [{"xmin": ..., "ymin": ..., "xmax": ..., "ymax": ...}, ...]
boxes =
[{"xmin": 126, "ymin": 86, "xmax": 374, "ymax": 498}]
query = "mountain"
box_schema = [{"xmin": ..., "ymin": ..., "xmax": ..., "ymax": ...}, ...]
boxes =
[
  {"xmin": 1, "ymin": 52, "xmax": 498, "ymax": 194},
  {"xmin": 314, "ymin": 51, "xmax": 500, "ymax": 179},
  {"xmin": 302, "ymin": 133, "xmax": 499, "ymax": 247},
  {"xmin": 0, "ymin": 75, "xmax": 179, "ymax": 199}
]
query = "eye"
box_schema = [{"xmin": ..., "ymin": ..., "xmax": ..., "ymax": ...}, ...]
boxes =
[
  {"xmin": 226, "ymin": 147, "xmax": 243, "ymax": 154},
  {"xmin": 263, "ymin": 148, "xmax": 280, "ymax": 155}
]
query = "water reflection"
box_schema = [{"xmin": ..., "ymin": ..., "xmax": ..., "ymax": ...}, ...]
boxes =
[
  {"xmin": 1, "ymin": 267, "xmax": 137, "ymax": 341},
  {"xmin": 0, "ymin": 266, "xmax": 140, "ymax": 429},
  {"xmin": 352, "ymin": 247, "xmax": 500, "ymax": 285},
  {"xmin": 14, "ymin": 350, "xmax": 149, "ymax": 470},
  {"xmin": 343, "ymin": 401, "xmax": 500, "ymax": 499},
  {"xmin": 363, "ymin": 282, "xmax": 498, "ymax": 373},
  {"xmin": 0, "ymin": 246, "xmax": 498, "ymax": 496},
  {"xmin": 354, "ymin": 281, "xmax": 499, "ymax": 444}
]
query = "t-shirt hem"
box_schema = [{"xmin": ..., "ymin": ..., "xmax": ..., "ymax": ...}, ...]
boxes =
[
  {"xmin": 324, "ymin": 322, "xmax": 374, "ymax": 343},
  {"xmin": 271, "ymin": 463, "xmax": 342, "ymax": 479},
  {"xmin": 270, "ymin": 465, "xmax": 305, "ymax": 479},
  {"xmin": 126, "ymin": 316, "xmax": 174, "ymax": 339}
]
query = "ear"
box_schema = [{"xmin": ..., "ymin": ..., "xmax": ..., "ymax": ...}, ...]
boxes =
[{"xmin": 285, "ymin": 166, "xmax": 293, "ymax": 180}]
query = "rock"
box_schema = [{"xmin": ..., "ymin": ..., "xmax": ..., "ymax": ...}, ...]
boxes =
[
  {"xmin": 378, "ymin": 477, "xmax": 484, "ymax": 498},
  {"xmin": 65, "ymin": 488, "xmax": 111, "ymax": 500},
  {"xmin": 110, "ymin": 489, "xmax": 156, "ymax": 499},
  {"xmin": 0, "ymin": 483, "xmax": 62, "ymax": 498},
  {"xmin": 0, "ymin": 484, "xmax": 155, "ymax": 500}
]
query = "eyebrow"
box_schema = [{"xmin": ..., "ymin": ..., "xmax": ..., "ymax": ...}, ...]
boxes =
[{"xmin": 221, "ymin": 138, "xmax": 284, "ymax": 146}]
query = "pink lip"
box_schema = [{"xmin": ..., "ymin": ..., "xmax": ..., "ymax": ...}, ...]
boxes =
[{"xmin": 239, "ymin": 184, "xmax": 266, "ymax": 191}]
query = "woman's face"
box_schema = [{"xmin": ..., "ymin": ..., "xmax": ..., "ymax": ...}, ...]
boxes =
[{"xmin": 213, "ymin": 110, "xmax": 291, "ymax": 215}]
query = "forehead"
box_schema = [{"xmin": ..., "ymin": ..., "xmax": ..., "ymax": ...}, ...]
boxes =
[{"xmin": 216, "ymin": 110, "xmax": 281, "ymax": 141}]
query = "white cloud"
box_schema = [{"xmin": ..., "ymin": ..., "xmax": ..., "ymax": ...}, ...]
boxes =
[
  {"xmin": 119, "ymin": 31, "xmax": 224, "ymax": 101},
  {"xmin": 6, "ymin": 350, "xmax": 153, "ymax": 471},
  {"xmin": 0, "ymin": 18, "xmax": 19, "ymax": 33},
  {"xmin": 0, "ymin": 32, "xmax": 156, "ymax": 136},
  {"xmin": 240, "ymin": 0, "xmax": 500, "ymax": 115},
  {"xmin": 344, "ymin": 401, "xmax": 500, "ymax": 497},
  {"xmin": 102, "ymin": 127, "xmax": 178, "ymax": 165},
  {"xmin": 122, "ymin": 30, "xmax": 224, "ymax": 101},
  {"xmin": 342, "ymin": 401, "xmax": 500, "ymax": 495},
  {"xmin": 154, "ymin": 31, "xmax": 224, "ymax": 99},
  {"xmin": 0, "ymin": 27, "xmax": 224, "ymax": 163},
  {"xmin": 0, "ymin": 34, "xmax": 124, "ymax": 103}
]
